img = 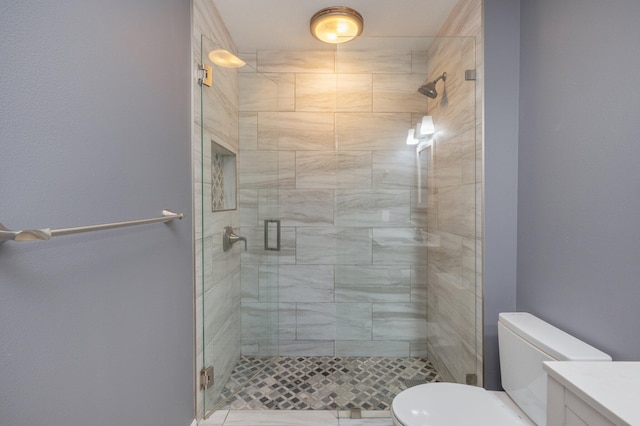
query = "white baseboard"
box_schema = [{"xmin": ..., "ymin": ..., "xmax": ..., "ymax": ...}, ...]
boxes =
[{"xmin": 190, "ymin": 419, "xmax": 198, "ymax": 426}]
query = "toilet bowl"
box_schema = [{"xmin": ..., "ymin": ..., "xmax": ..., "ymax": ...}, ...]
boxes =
[
  {"xmin": 391, "ymin": 382, "xmax": 533, "ymax": 426},
  {"xmin": 391, "ymin": 313, "xmax": 612, "ymax": 426}
]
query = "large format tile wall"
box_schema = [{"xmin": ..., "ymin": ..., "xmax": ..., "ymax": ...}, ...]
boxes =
[
  {"xmin": 424, "ymin": 0, "xmax": 483, "ymax": 385},
  {"xmin": 194, "ymin": 0, "xmax": 242, "ymax": 416},
  {"xmin": 238, "ymin": 48, "xmax": 432, "ymax": 357}
]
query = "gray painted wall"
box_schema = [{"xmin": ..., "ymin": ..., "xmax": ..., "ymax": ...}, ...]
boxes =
[
  {"xmin": 482, "ymin": 0, "xmax": 520, "ymax": 390},
  {"xmin": 0, "ymin": 1, "xmax": 194, "ymax": 425},
  {"xmin": 517, "ymin": 0, "xmax": 640, "ymax": 361}
]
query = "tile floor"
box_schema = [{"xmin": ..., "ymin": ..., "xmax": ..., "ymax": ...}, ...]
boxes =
[
  {"xmin": 216, "ymin": 356, "xmax": 441, "ymax": 411},
  {"xmin": 201, "ymin": 410, "xmax": 394, "ymax": 426}
]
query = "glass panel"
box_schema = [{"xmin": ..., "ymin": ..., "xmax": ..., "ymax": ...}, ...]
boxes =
[
  {"xmin": 199, "ymin": 35, "xmax": 281, "ymax": 415},
  {"xmin": 333, "ymin": 35, "xmax": 479, "ymax": 406}
]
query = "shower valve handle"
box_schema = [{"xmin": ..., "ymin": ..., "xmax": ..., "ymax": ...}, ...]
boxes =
[{"xmin": 223, "ymin": 226, "xmax": 247, "ymax": 252}]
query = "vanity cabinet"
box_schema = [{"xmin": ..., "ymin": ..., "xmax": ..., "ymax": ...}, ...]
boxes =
[{"xmin": 544, "ymin": 361, "xmax": 640, "ymax": 426}]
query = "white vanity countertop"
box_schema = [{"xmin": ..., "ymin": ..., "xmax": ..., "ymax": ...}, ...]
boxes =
[{"xmin": 543, "ymin": 361, "xmax": 640, "ymax": 425}]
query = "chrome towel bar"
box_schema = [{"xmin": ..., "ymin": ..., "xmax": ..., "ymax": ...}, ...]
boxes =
[{"xmin": 0, "ymin": 209, "xmax": 183, "ymax": 243}]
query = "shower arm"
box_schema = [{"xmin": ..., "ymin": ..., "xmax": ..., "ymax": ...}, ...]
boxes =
[{"xmin": 431, "ymin": 72, "xmax": 447, "ymax": 85}]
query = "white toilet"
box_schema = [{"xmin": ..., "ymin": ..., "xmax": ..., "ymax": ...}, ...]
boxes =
[{"xmin": 391, "ymin": 312, "xmax": 612, "ymax": 425}]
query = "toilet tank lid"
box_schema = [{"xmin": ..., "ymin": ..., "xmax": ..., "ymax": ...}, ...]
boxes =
[{"xmin": 499, "ymin": 313, "xmax": 612, "ymax": 361}]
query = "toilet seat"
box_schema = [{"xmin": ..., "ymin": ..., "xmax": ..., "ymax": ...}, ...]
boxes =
[{"xmin": 391, "ymin": 382, "xmax": 528, "ymax": 426}]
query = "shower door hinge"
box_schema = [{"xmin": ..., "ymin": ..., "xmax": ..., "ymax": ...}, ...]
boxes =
[
  {"xmin": 466, "ymin": 373, "xmax": 478, "ymax": 386},
  {"xmin": 197, "ymin": 64, "xmax": 212, "ymax": 87},
  {"xmin": 465, "ymin": 69, "xmax": 477, "ymax": 81},
  {"xmin": 200, "ymin": 366, "xmax": 214, "ymax": 390}
]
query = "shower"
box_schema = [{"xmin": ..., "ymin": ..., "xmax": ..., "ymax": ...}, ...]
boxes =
[
  {"xmin": 196, "ymin": 29, "xmax": 480, "ymax": 418},
  {"xmin": 418, "ymin": 72, "xmax": 447, "ymax": 98}
]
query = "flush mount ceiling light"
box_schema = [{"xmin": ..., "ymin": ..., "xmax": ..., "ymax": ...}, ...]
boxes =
[{"xmin": 310, "ymin": 6, "xmax": 364, "ymax": 44}]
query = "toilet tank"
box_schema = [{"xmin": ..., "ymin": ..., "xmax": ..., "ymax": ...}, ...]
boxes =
[{"xmin": 498, "ymin": 312, "xmax": 611, "ymax": 426}]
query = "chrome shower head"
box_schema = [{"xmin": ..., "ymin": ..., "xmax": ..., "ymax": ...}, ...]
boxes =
[{"xmin": 418, "ymin": 72, "xmax": 447, "ymax": 99}]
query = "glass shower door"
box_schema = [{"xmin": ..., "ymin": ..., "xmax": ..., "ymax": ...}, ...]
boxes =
[{"xmin": 198, "ymin": 34, "xmax": 280, "ymax": 416}]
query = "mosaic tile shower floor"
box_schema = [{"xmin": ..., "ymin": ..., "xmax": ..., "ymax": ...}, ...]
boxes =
[{"xmin": 217, "ymin": 356, "xmax": 442, "ymax": 411}]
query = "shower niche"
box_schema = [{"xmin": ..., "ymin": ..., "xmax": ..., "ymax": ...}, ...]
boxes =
[{"xmin": 210, "ymin": 140, "xmax": 236, "ymax": 211}]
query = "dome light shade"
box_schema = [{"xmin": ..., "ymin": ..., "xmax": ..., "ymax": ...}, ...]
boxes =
[{"xmin": 310, "ymin": 7, "xmax": 363, "ymax": 44}]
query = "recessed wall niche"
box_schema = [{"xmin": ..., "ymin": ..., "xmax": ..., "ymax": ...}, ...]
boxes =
[{"xmin": 211, "ymin": 140, "xmax": 237, "ymax": 211}]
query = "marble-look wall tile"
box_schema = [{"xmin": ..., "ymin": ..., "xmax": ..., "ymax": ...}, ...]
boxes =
[
  {"xmin": 337, "ymin": 50, "xmax": 412, "ymax": 74},
  {"xmin": 336, "ymin": 113, "xmax": 411, "ymax": 151},
  {"xmin": 461, "ymin": 128, "xmax": 477, "ymax": 185},
  {"xmin": 241, "ymin": 303, "xmax": 278, "ymax": 341},
  {"xmin": 258, "ymin": 50, "xmax": 335, "ymax": 73},
  {"xmin": 238, "ymin": 151, "xmax": 295, "ymax": 189},
  {"xmin": 240, "ymin": 262, "xmax": 259, "ymax": 303},
  {"xmin": 411, "ymin": 266, "xmax": 427, "ymax": 303},
  {"xmin": 195, "ymin": 235, "xmax": 213, "ymax": 287},
  {"xmin": 239, "ymin": 189, "xmax": 258, "ymax": 227},
  {"xmin": 436, "ymin": 183, "xmax": 476, "ymax": 239},
  {"xmin": 266, "ymin": 73, "xmax": 296, "ymax": 112},
  {"xmin": 336, "ymin": 303, "xmax": 372, "ymax": 340},
  {"xmin": 278, "ymin": 302, "xmax": 297, "ymax": 340},
  {"xmin": 372, "ymin": 150, "xmax": 417, "ymax": 189},
  {"xmin": 296, "ymin": 74, "xmax": 337, "ymax": 111},
  {"xmin": 433, "ymin": 133, "xmax": 463, "ymax": 188},
  {"xmin": 372, "ymin": 74, "xmax": 428, "ymax": 113},
  {"xmin": 212, "ymin": 232, "xmax": 241, "ymax": 288},
  {"xmin": 194, "ymin": 123, "xmax": 212, "ymax": 184},
  {"xmin": 410, "ymin": 340, "xmax": 428, "ymax": 357},
  {"xmin": 462, "ymin": 237, "xmax": 477, "ymax": 294},
  {"xmin": 337, "ymin": 74, "xmax": 372, "ymax": 112},
  {"xmin": 427, "ymin": 231, "xmax": 463, "ymax": 280},
  {"xmin": 271, "ymin": 189, "xmax": 335, "ymax": 227},
  {"xmin": 195, "ymin": 184, "xmax": 239, "ymax": 238},
  {"xmin": 296, "ymin": 151, "xmax": 372, "ymax": 189},
  {"xmin": 240, "ymin": 225, "xmax": 296, "ymax": 265},
  {"xmin": 201, "ymin": 72, "xmax": 239, "ymax": 148},
  {"xmin": 411, "ymin": 50, "xmax": 429, "ymax": 74},
  {"xmin": 258, "ymin": 112, "xmax": 335, "ymax": 151},
  {"xmin": 335, "ymin": 285, "xmax": 410, "ymax": 303},
  {"xmin": 336, "ymin": 265, "xmax": 411, "ymax": 286},
  {"xmin": 372, "ymin": 303, "xmax": 427, "ymax": 341},
  {"xmin": 258, "ymin": 264, "xmax": 279, "ymax": 303},
  {"xmin": 204, "ymin": 270, "xmax": 237, "ymax": 345},
  {"xmin": 335, "ymin": 265, "xmax": 411, "ymax": 302},
  {"xmin": 238, "ymin": 52, "xmax": 257, "ymax": 71},
  {"xmin": 210, "ymin": 314, "xmax": 241, "ymax": 408},
  {"xmin": 372, "ymin": 228, "xmax": 428, "ymax": 265},
  {"xmin": 278, "ymin": 265, "xmax": 334, "ymax": 303},
  {"xmin": 296, "ymin": 303, "xmax": 337, "ymax": 340},
  {"xmin": 239, "ymin": 112, "xmax": 257, "ymax": 151},
  {"xmin": 239, "ymin": 73, "xmax": 281, "ymax": 112},
  {"xmin": 336, "ymin": 189, "xmax": 411, "ymax": 227},
  {"xmin": 335, "ymin": 341, "xmax": 411, "ymax": 357},
  {"xmin": 277, "ymin": 340, "xmax": 335, "ymax": 356},
  {"xmin": 297, "ymin": 227, "xmax": 372, "ymax": 265}
]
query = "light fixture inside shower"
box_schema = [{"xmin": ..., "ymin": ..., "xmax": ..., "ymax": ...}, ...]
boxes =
[
  {"xmin": 407, "ymin": 116, "xmax": 436, "ymax": 145},
  {"xmin": 208, "ymin": 49, "xmax": 246, "ymax": 68},
  {"xmin": 310, "ymin": 6, "xmax": 363, "ymax": 44}
]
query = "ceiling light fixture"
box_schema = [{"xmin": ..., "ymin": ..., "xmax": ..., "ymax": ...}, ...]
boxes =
[{"xmin": 310, "ymin": 6, "xmax": 364, "ymax": 44}]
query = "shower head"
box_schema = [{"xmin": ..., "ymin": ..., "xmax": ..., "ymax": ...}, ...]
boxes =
[{"xmin": 418, "ymin": 72, "xmax": 447, "ymax": 99}]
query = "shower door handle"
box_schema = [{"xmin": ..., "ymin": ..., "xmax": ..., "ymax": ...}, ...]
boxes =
[{"xmin": 264, "ymin": 220, "xmax": 280, "ymax": 251}]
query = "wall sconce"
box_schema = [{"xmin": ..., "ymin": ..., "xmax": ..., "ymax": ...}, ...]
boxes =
[
  {"xmin": 407, "ymin": 116, "xmax": 436, "ymax": 145},
  {"xmin": 406, "ymin": 129, "xmax": 420, "ymax": 145},
  {"xmin": 208, "ymin": 49, "xmax": 246, "ymax": 68},
  {"xmin": 310, "ymin": 7, "xmax": 364, "ymax": 44},
  {"xmin": 417, "ymin": 116, "xmax": 435, "ymax": 137}
]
